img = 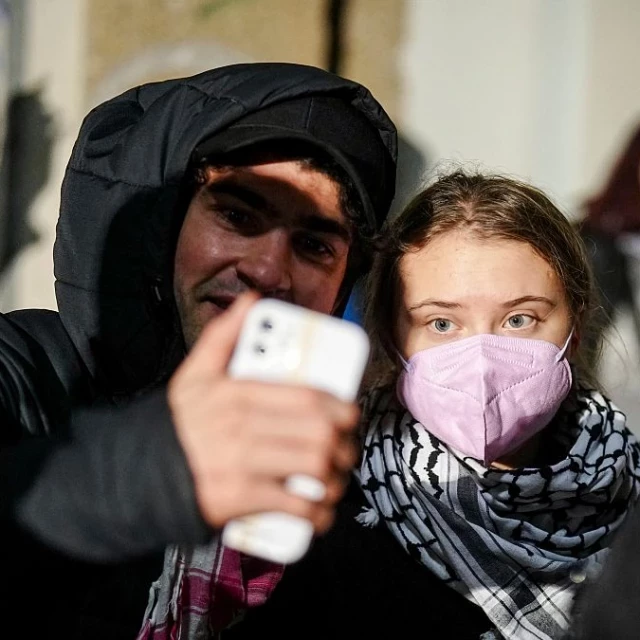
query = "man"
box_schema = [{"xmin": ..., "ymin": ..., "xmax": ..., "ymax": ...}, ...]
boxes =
[{"xmin": 0, "ymin": 62, "xmax": 397, "ymax": 637}]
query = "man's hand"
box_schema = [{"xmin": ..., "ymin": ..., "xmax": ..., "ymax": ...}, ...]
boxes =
[{"xmin": 168, "ymin": 293, "xmax": 360, "ymax": 534}]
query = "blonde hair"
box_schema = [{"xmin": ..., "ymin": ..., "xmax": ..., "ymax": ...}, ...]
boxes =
[{"xmin": 364, "ymin": 169, "xmax": 604, "ymax": 388}]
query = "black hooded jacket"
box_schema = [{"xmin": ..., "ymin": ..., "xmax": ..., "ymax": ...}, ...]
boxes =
[{"xmin": 0, "ymin": 63, "xmax": 397, "ymax": 638}]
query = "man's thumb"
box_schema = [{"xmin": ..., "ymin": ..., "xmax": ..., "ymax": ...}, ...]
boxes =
[{"xmin": 189, "ymin": 291, "xmax": 260, "ymax": 375}]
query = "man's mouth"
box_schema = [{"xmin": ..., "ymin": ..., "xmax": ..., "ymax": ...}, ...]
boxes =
[{"xmin": 203, "ymin": 295, "xmax": 236, "ymax": 311}]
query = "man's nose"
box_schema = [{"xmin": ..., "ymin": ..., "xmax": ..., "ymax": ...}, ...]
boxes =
[{"xmin": 236, "ymin": 230, "xmax": 293, "ymax": 296}]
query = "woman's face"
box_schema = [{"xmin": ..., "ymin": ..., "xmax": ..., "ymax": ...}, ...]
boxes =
[{"xmin": 394, "ymin": 229, "xmax": 574, "ymax": 359}]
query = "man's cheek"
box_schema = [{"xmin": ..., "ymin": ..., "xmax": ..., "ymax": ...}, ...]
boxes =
[{"xmin": 310, "ymin": 285, "xmax": 342, "ymax": 314}]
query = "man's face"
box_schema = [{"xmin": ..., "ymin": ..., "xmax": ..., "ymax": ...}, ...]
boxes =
[{"xmin": 174, "ymin": 157, "xmax": 352, "ymax": 348}]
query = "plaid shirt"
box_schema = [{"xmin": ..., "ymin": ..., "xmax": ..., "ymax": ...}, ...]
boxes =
[{"xmin": 137, "ymin": 537, "xmax": 284, "ymax": 639}]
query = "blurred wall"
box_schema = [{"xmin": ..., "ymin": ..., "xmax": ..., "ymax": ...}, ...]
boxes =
[
  {"xmin": 399, "ymin": 0, "xmax": 640, "ymax": 215},
  {"xmin": 0, "ymin": 2, "xmax": 10, "ymax": 274},
  {"xmin": 583, "ymin": 0, "xmax": 640, "ymax": 199},
  {"xmin": 86, "ymin": 0, "xmax": 402, "ymax": 115},
  {"xmin": 0, "ymin": 0, "xmax": 86, "ymax": 311},
  {"xmin": 87, "ymin": 0, "xmax": 324, "ymax": 106}
]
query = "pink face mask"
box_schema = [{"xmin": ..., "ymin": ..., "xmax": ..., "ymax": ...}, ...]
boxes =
[{"xmin": 396, "ymin": 333, "xmax": 573, "ymax": 465}]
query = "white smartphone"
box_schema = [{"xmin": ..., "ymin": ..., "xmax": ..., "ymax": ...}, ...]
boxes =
[{"xmin": 221, "ymin": 298, "xmax": 370, "ymax": 564}]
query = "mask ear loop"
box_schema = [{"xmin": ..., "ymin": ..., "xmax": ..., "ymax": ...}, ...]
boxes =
[
  {"xmin": 394, "ymin": 348, "xmax": 410, "ymax": 370},
  {"xmin": 555, "ymin": 328, "xmax": 575, "ymax": 363}
]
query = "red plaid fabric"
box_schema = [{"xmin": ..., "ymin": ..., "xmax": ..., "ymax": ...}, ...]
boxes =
[{"xmin": 137, "ymin": 541, "xmax": 284, "ymax": 639}]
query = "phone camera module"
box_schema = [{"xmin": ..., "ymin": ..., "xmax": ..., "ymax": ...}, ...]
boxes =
[{"xmin": 261, "ymin": 319, "xmax": 273, "ymax": 331}]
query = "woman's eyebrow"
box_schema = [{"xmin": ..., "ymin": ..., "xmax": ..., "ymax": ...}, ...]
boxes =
[
  {"xmin": 502, "ymin": 295, "xmax": 555, "ymax": 308},
  {"xmin": 408, "ymin": 299, "xmax": 461, "ymax": 311},
  {"xmin": 407, "ymin": 295, "xmax": 557, "ymax": 312}
]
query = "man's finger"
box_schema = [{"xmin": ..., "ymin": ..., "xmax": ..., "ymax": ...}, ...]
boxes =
[
  {"xmin": 188, "ymin": 291, "xmax": 260, "ymax": 376},
  {"xmin": 220, "ymin": 380, "xmax": 360, "ymax": 428}
]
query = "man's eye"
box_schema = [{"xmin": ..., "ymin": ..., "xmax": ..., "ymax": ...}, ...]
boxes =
[
  {"xmin": 505, "ymin": 314, "xmax": 534, "ymax": 329},
  {"xmin": 296, "ymin": 235, "xmax": 334, "ymax": 260},
  {"xmin": 430, "ymin": 318, "xmax": 453, "ymax": 333},
  {"xmin": 218, "ymin": 209, "xmax": 258, "ymax": 232},
  {"xmin": 221, "ymin": 209, "xmax": 248, "ymax": 224}
]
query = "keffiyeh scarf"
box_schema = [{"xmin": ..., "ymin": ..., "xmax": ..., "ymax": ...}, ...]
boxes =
[{"xmin": 358, "ymin": 387, "xmax": 640, "ymax": 640}]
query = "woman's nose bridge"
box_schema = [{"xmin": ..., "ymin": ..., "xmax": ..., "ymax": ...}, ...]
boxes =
[{"xmin": 464, "ymin": 318, "xmax": 499, "ymax": 337}]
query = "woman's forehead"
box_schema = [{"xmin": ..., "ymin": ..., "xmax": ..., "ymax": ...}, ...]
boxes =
[{"xmin": 398, "ymin": 230, "xmax": 563, "ymax": 305}]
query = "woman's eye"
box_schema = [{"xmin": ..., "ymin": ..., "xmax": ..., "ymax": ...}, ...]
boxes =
[
  {"xmin": 431, "ymin": 318, "xmax": 453, "ymax": 333},
  {"xmin": 505, "ymin": 314, "xmax": 534, "ymax": 329}
]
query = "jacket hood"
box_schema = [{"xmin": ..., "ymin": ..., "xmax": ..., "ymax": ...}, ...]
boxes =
[{"xmin": 53, "ymin": 62, "xmax": 397, "ymax": 396}]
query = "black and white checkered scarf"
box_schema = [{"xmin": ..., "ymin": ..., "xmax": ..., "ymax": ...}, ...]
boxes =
[{"xmin": 358, "ymin": 387, "xmax": 640, "ymax": 640}]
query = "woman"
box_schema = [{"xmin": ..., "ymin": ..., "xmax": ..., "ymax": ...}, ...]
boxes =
[{"xmin": 222, "ymin": 170, "xmax": 640, "ymax": 639}]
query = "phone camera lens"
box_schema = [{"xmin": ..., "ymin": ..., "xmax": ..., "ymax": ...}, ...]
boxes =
[
  {"xmin": 261, "ymin": 319, "xmax": 273, "ymax": 331},
  {"xmin": 254, "ymin": 344, "xmax": 266, "ymax": 354}
]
